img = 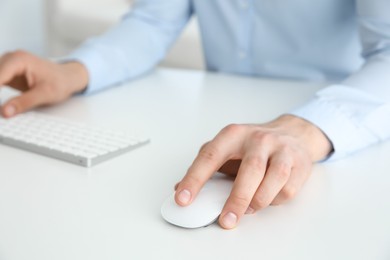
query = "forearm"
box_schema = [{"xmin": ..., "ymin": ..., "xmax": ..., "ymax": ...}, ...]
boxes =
[
  {"xmin": 290, "ymin": 0, "xmax": 390, "ymax": 160},
  {"xmin": 66, "ymin": 0, "xmax": 193, "ymax": 94},
  {"xmin": 290, "ymin": 82, "xmax": 390, "ymax": 160}
]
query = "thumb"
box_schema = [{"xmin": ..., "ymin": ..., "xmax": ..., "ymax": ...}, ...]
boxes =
[{"xmin": 1, "ymin": 88, "xmax": 46, "ymax": 117}]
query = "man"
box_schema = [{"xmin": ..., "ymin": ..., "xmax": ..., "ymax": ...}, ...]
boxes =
[{"xmin": 0, "ymin": 0, "xmax": 389, "ymax": 229}]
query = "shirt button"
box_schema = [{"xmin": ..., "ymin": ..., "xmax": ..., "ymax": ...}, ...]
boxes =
[
  {"xmin": 238, "ymin": 51, "xmax": 247, "ymax": 59},
  {"xmin": 239, "ymin": 0, "xmax": 249, "ymax": 9}
]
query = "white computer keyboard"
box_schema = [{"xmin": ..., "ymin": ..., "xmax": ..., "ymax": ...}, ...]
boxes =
[{"xmin": 0, "ymin": 112, "xmax": 149, "ymax": 167}]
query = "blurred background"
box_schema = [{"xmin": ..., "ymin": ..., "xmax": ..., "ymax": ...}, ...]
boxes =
[
  {"xmin": 1, "ymin": 0, "xmax": 204, "ymax": 70},
  {"xmin": 0, "ymin": 0, "xmax": 45, "ymax": 55}
]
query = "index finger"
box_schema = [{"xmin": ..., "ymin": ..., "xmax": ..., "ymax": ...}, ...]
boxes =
[
  {"xmin": 218, "ymin": 145, "xmax": 269, "ymax": 229},
  {"xmin": 0, "ymin": 51, "xmax": 28, "ymax": 86},
  {"xmin": 175, "ymin": 125, "xmax": 245, "ymax": 206}
]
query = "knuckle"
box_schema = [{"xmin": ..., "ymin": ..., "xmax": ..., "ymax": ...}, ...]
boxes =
[
  {"xmin": 1, "ymin": 50, "xmax": 30, "ymax": 64},
  {"xmin": 198, "ymin": 144, "xmax": 219, "ymax": 162},
  {"xmin": 221, "ymin": 124, "xmax": 244, "ymax": 136},
  {"xmin": 251, "ymin": 131, "xmax": 273, "ymax": 144},
  {"xmin": 199, "ymin": 141, "xmax": 210, "ymax": 151},
  {"xmin": 279, "ymin": 144, "xmax": 293, "ymax": 155},
  {"xmin": 245, "ymin": 155, "xmax": 265, "ymax": 172},
  {"xmin": 274, "ymin": 162, "xmax": 291, "ymax": 181},
  {"xmin": 230, "ymin": 192, "xmax": 251, "ymax": 210},
  {"xmin": 11, "ymin": 50, "xmax": 30, "ymax": 60},
  {"xmin": 279, "ymin": 186, "xmax": 297, "ymax": 200},
  {"xmin": 252, "ymin": 196, "xmax": 270, "ymax": 210},
  {"xmin": 1, "ymin": 51, "xmax": 12, "ymax": 60}
]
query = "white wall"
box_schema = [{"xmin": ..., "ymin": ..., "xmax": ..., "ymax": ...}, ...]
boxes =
[{"xmin": 0, "ymin": 0, "xmax": 45, "ymax": 55}]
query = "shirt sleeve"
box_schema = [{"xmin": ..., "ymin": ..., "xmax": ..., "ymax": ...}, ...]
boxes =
[
  {"xmin": 65, "ymin": 0, "xmax": 193, "ymax": 94},
  {"xmin": 290, "ymin": 0, "xmax": 390, "ymax": 160}
]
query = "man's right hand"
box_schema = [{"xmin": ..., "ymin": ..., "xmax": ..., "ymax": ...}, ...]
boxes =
[{"xmin": 0, "ymin": 50, "xmax": 89, "ymax": 118}]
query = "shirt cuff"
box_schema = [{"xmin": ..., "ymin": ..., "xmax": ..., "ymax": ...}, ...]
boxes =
[
  {"xmin": 289, "ymin": 85, "xmax": 380, "ymax": 161},
  {"xmin": 63, "ymin": 41, "xmax": 132, "ymax": 95}
]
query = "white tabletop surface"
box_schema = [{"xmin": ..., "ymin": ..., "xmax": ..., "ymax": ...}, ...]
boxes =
[{"xmin": 0, "ymin": 68, "xmax": 389, "ymax": 260}]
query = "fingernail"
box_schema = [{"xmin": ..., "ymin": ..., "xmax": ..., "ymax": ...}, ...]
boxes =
[
  {"xmin": 177, "ymin": 189, "xmax": 191, "ymax": 205},
  {"xmin": 245, "ymin": 207, "xmax": 255, "ymax": 215},
  {"xmin": 221, "ymin": 212, "xmax": 237, "ymax": 229},
  {"xmin": 5, "ymin": 105, "xmax": 15, "ymax": 117}
]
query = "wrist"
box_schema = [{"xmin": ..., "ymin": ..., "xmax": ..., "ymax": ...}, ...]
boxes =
[
  {"xmin": 269, "ymin": 114, "xmax": 333, "ymax": 161},
  {"xmin": 58, "ymin": 62, "xmax": 89, "ymax": 95}
]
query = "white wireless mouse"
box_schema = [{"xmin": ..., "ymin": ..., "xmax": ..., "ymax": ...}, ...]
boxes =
[{"xmin": 161, "ymin": 173, "xmax": 233, "ymax": 229}]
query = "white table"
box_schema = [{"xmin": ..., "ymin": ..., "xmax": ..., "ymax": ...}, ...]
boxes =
[{"xmin": 0, "ymin": 68, "xmax": 389, "ymax": 260}]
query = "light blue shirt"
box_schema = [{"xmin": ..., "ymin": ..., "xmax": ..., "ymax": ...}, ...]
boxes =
[{"xmin": 68, "ymin": 0, "xmax": 390, "ymax": 160}]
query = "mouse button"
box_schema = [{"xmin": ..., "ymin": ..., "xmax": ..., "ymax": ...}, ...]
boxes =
[
  {"xmin": 204, "ymin": 178, "xmax": 233, "ymax": 198},
  {"xmin": 161, "ymin": 197, "xmax": 220, "ymax": 228}
]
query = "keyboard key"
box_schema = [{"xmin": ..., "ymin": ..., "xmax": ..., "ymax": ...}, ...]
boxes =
[{"xmin": 0, "ymin": 112, "xmax": 149, "ymax": 167}]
